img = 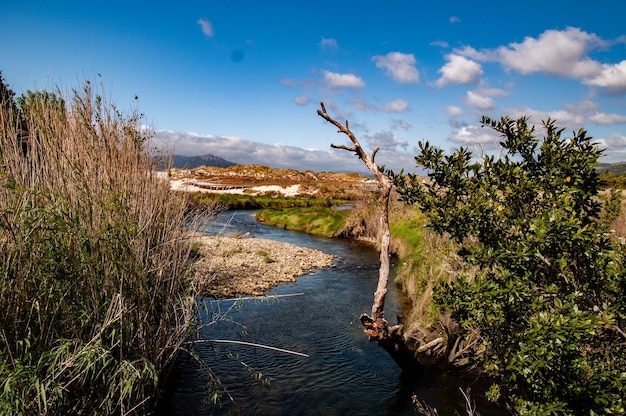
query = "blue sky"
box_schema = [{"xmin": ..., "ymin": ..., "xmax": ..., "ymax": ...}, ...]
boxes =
[{"xmin": 2, "ymin": 1, "xmax": 625, "ymax": 172}]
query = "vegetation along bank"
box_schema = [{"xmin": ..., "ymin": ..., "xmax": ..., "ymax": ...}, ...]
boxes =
[
  {"xmin": 206, "ymin": 117, "xmax": 626, "ymax": 414},
  {"xmin": 4, "ymin": 69, "xmax": 625, "ymax": 414},
  {"xmin": 0, "ymin": 75, "xmax": 200, "ymax": 414}
]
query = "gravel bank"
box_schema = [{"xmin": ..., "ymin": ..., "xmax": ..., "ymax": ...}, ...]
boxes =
[{"xmin": 192, "ymin": 236, "xmax": 337, "ymax": 297}]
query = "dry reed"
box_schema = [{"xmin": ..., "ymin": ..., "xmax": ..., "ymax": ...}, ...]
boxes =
[{"xmin": 0, "ymin": 79, "xmax": 197, "ymax": 414}]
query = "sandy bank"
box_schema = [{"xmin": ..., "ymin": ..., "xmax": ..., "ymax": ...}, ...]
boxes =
[
  {"xmin": 191, "ymin": 236, "xmax": 337, "ymax": 297},
  {"xmin": 168, "ymin": 178, "xmax": 303, "ymax": 197}
]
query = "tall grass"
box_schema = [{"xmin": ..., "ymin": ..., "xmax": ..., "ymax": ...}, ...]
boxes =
[
  {"xmin": 387, "ymin": 200, "xmax": 471, "ymax": 341},
  {"xmin": 0, "ymin": 80, "xmax": 196, "ymax": 414}
]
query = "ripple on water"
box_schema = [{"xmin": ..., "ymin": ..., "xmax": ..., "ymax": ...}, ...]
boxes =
[{"xmin": 157, "ymin": 211, "xmax": 503, "ymax": 415}]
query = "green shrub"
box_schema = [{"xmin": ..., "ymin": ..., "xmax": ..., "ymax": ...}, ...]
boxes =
[
  {"xmin": 391, "ymin": 116, "xmax": 626, "ymax": 414},
  {"xmin": 0, "ymin": 76, "xmax": 196, "ymax": 414},
  {"xmin": 599, "ymin": 171, "xmax": 626, "ymax": 189}
]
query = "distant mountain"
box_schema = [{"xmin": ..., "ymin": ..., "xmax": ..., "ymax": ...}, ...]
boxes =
[
  {"xmin": 597, "ymin": 161, "xmax": 626, "ymax": 176},
  {"xmin": 170, "ymin": 154, "xmax": 237, "ymax": 169}
]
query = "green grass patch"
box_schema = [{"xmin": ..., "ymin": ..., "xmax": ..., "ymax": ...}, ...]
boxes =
[
  {"xmin": 256, "ymin": 207, "xmax": 348, "ymax": 237},
  {"xmin": 390, "ymin": 213, "xmax": 426, "ymax": 287},
  {"xmin": 389, "ymin": 207, "xmax": 457, "ymax": 328},
  {"xmin": 255, "ymin": 250, "xmax": 275, "ymax": 263},
  {"xmin": 390, "ymin": 214, "xmax": 424, "ymax": 254}
]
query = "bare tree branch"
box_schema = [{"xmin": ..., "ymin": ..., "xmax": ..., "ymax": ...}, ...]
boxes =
[
  {"xmin": 317, "ymin": 102, "xmax": 424, "ymax": 372},
  {"xmin": 371, "ymin": 146, "xmax": 379, "ymax": 163},
  {"xmin": 330, "ymin": 143, "xmax": 357, "ymax": 153},
  {"xmin": 318, "ymin": 102, "xmax": 393, "ymax": 332}
]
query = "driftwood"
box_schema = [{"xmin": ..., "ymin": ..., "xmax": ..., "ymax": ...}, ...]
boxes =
[{"xmin": 317, "ymin": 102, "xmax": 421, "ymax": 372}]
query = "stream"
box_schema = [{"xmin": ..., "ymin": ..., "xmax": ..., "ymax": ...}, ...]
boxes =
[{"xmin": 156, "ymin": 210, "xmax": 501, "ymax": 415}]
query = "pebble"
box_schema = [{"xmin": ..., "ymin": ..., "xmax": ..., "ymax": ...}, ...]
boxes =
[{"xmin": 191, "ymin": 236, "xmax": 336, "ymax": 297}]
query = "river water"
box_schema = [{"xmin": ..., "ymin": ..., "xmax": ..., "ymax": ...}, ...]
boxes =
[{"xmin": 156, "ymin": 210, "xmax": 500, "ymax": 415}]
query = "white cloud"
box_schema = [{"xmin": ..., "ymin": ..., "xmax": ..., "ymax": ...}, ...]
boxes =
[
  {"xmin": 280, "ymin": 78, "xmax": 297, "ymax": 87},
  {"xmin": 349, "ymin": 99, "xmax": 371, "ymax": 111},
  {"xmin": 444, "ymin": 106, "xmax": 465, "ymax": 128},
  {"xmin": 435, "ymin": 54, "xmax": 483, "ymax": 87},
  {"xmin": 321, "ymin": 99, "xmax": 353, "ymax": 121},
  {"xmin": 465, "ymin": 90, "xmax": 494, "ymax": 110},
  {"xmin": 494, "ymin": 27, "xmax": 604, "ymax": 78},
  {"xmin": 463, "ymin": 87, "xmax": 507, "ymax": 110},
  {"xmin": 391, "ymin": 118, "xmax": 411, "ymax": 130},
  {"xmin": 584, "ymin": 60, "xmax": 626, "ymax": 94},
  {"xmin": 294, "ymin": 96, "xmax": 310, "ymax": 106},
  {"xmin": 449, "ymin": 125, "xmax": 501, "ymax": 149},
  {"xmin": 322, "ymin": 70, "xmax": 365, "ymax": 88},
  {"xmin": 589, "ymin": 112, "xmax": 626, "ymax": 124},
  {"xmin": 602, "ymin": 132, "xmax": 626, "ymax": 148},
  {"xmin": 449, "ymin": 16, "xmax": 461, "ymax": 23},
  {"xmin": 445, "ymin": 97, "xmax": 626, "ymax": 160},
  {"xmin": 151, "ymin": 130, "xmax": 419, "ymax": 172},
  {"xmin": 454, "ymin": 45, "xmax": 493, "ymax": 61},
  {"xmin": 320, "ymin": 37, "xmax": 338, "ymax": 52},
  {"xmin": 378, "ymin": 99, "xmax": 409, "ymax": 113},
  {"xmin": 505, "ymin": 100, "xmax": 626, "ymax": 128},
  {"xmin": 430, "ymin": 40, "xmax": 450, "ymax": 48},
  {"xmin": 444, "ymin": 106, "xmax": 464, "ymax": 117},
  {"xmin": 594, "ymin": 133, "xmax": 626, "ymax": 162},
  {"xmin": 456, "ymin": 28, "xmax": 626, "ymax": 94},
  {"xmin": 506, "ymin": 105, "xmax": 585, "ymax": 128},
  {"xmin": 197, "ymin": 18, "xmax": 214, "ymax": 37},
  {"xmin": 478, "ymin": 86, "xmax": 508, "ymax": 98},
  {"xmin": 372, "ymin": 52, "xmax": 420, "ymax": 84},
  {"xmin": 364, "ymin": 130, "xmax": 408, "ymax": 152},
  {"xmin": 151, "ymin": 130, "xmax": 360, "ymax": 171},
  {"xmin": 558, "ymin": 100, "xmax": 610, "ymax": 126}
]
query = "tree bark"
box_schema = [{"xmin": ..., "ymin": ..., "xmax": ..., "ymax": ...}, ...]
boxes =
[{"xmin": 317, "ymin": 102, "xmax": 422, "ymax": 373}]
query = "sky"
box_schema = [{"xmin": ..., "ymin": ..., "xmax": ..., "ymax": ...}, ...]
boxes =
[{"xmin": 1, "ymin": 0, "xmax": 626, "ymax": 173}]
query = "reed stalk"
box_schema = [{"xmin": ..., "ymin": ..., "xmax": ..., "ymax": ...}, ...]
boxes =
[{"xmin": 0, "ymin": 78, "xmax": 198, "ymax": 414}]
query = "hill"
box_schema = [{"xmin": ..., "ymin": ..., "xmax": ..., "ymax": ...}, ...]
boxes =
[
  {"xmin": 168, "ymin": 164, "xmax": 371, "ymax": 186},
  {"xmin": 598, "ymin": 161, "xmax": 626, "ymax": 176},
  {"xmin": 165, "ymin": 164, "xmax": 377, "ymax": 200},
  {"xmin": 171, "ymin": 153, "xmax": 237, "ymax": 169}
]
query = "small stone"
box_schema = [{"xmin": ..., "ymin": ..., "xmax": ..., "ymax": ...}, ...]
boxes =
[{"xmin": 190, "ymin": 235, "xmax": 335, "ymax": 297}]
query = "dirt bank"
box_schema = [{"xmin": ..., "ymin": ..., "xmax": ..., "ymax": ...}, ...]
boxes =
[{"xmin": 192, "ymin": 236, "xmax": 337, "ymax": 297}]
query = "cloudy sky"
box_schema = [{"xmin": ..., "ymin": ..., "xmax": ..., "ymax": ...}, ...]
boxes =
[{"xmin": 1, "ymin": 1, "xmax": 625, "ymax": 172}]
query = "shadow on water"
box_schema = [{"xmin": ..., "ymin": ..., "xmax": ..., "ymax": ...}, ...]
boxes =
[{"xmin": 157, "ymin": 210, "xmax": 503, "ymax": 415}]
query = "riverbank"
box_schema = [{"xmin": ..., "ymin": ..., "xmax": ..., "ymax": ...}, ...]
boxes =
[{"xmin": 191, "ymin": 235, "xmax": 337, "ymax": 297}]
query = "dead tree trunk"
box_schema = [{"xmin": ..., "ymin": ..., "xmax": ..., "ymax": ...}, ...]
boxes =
[{"xmin": 317, "ymin": 102, "xmax": 422, "ymax": 373}]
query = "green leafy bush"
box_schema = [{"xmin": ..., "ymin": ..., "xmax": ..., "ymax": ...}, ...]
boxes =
[{"xmin": 391, "ymin": 116, "xmax": 626, "ymax": 414}]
